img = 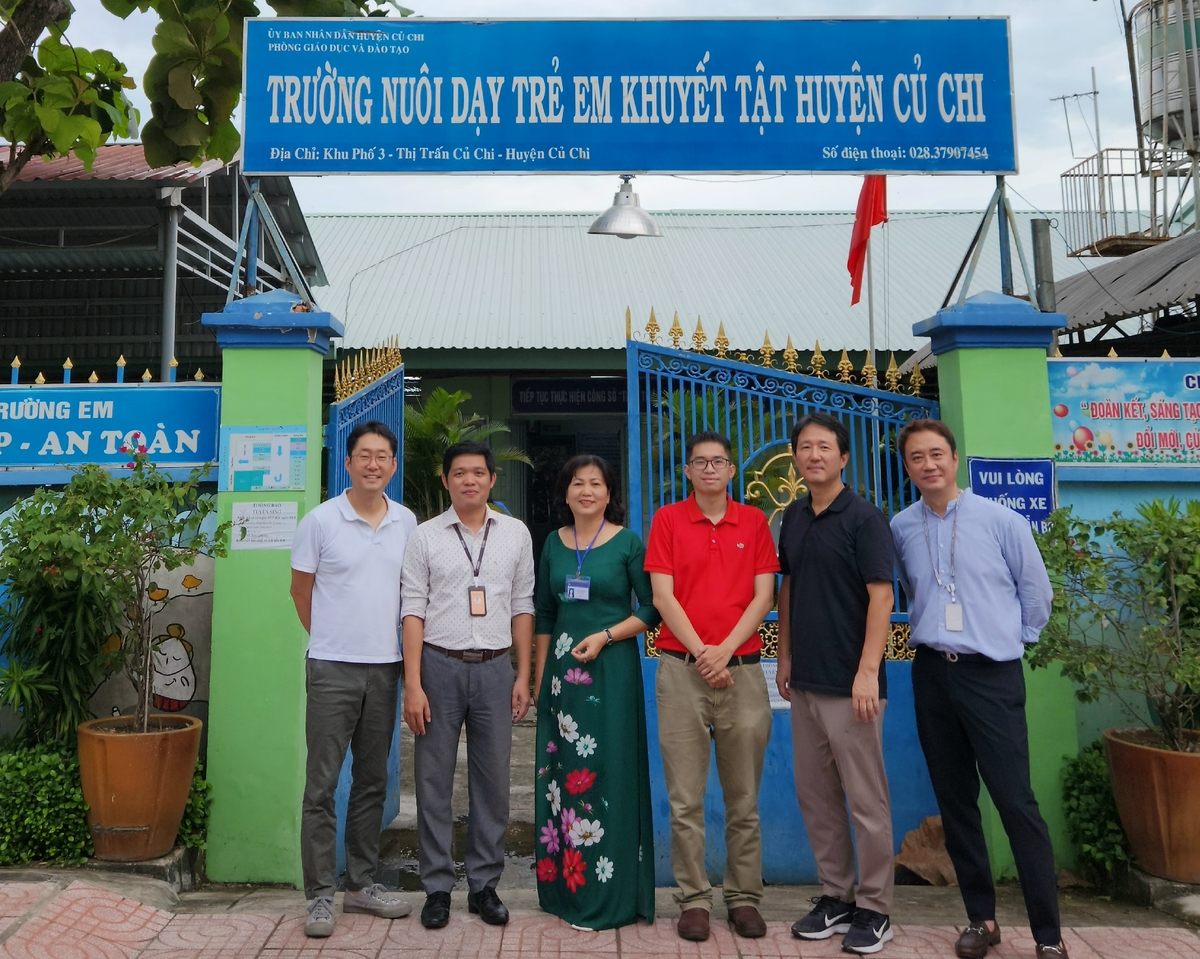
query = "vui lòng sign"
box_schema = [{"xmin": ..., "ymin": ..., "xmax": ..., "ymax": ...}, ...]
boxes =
[{"xmin": 242, "ymin": 17, "xmax": 1016, "ymax": 176}]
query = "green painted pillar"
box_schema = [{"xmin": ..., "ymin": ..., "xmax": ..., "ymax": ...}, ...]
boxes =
[
  {"xmin": 201, "ymin": 291, "xmax": 344, "ymax": 884},
  {"xmin": 914, "ymin": 291, "xmax": 1079, "ymax": 877}
]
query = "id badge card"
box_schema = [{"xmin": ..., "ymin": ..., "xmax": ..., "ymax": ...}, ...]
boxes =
[
  {"xmin": 945, "ymin": 602, "xmax": 964, "ymax": 632},
  {"xmin": 565, "ymin": 576, "xmax": 591, "ymax": 601},
  {"xmin": 468, "ymin": 585, "xmax": 487, "ymax": 617}
]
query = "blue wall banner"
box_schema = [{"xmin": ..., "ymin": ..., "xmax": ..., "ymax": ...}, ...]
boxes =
[
  {"xmin": 1048, "ymin": 357, "xmax": 1200, "ymax": 467},
  {"xmin": 0, "ymin": 385, "xmax": 220, "ymax": 480},
  {"xmin": 243, "ymin": 17, "xmax": 1016, "ymax": 176},
  {"xmin": 967, "ymin": 457, "xmax": 1056, "ymax": 534}
]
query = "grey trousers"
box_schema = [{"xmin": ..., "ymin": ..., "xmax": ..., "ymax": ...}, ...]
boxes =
[
  {"xmin": 301, "ymin": 658, "xmax": 401, "ymax": 900},
  {"xmin": 413, "ymin": 648, "xmax": 513, "ymax": 895}
]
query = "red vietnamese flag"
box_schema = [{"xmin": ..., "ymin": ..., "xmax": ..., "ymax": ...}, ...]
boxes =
[{"xmin": 847, "ymin": 175, "xmax": 887, "ymax": 306}]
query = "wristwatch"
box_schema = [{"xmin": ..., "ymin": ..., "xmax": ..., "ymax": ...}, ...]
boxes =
[{"xmin": 604, "ymin": 628, "xmax": 614, "ymax": 645}]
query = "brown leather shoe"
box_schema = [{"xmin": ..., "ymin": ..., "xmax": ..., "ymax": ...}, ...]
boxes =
[
  {"xmin": 677, "ymin": 908, "xmax": 710, "ymax": 941},
  {"xmin": 727, "ymin": 905, "xmax": 767, "ymax": 939},
  {"xmin": 956, "ymin": 922, "xmax": 1002, "ymax": 959},
  {"xmin": 1035, "ymin": 945, "xmax": 1069, "ymax": 958}
]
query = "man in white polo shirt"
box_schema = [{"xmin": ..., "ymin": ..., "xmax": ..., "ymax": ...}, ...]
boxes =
[{"xmin": 290, "ymin": 420, "xmax": 417, "ymax": 938}]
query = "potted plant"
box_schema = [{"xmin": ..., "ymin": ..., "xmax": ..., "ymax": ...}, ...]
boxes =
[
  {"xmin": 1032, "ymin": 498, "xmax": 1200, "ymax": 883},
  {"xmin": 0, "ymin": 445, "xmax": 227, "ymax": 861}
]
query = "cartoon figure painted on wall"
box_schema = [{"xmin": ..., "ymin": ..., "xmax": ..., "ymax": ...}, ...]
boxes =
[{"xmin": 152, "ymin": 624, "xmax": 196, "ymax": 711}]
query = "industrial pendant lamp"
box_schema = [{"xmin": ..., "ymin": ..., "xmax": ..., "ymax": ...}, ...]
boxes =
[{"xmin": 588, "ymin": 175, "xmax": 662, "ymax": 239}]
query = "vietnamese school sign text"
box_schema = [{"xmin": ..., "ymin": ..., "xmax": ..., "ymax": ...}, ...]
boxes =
[
  {"xmin": 0, "ymin": 385, "xmax": 220, "ymax": 478},
  {"xmin": 243, "ymin": 18, "xmax": 1016, "ymax": 176}
]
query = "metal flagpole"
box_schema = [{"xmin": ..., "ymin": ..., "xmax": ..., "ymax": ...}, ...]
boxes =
[{"xmin": 866, "ymin": 233, "xmax": 876, "ymax": 374}]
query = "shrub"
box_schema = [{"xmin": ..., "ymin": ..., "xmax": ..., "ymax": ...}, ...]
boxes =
[
  {"xmin": 0, "ymin": 745, "xmax": 91, "ymax": 865},
  {"xmin": 177, "ymin": 762, "xmax": 211, "ymax": 851},
  {"xmin": 1062, "ymin": 741, "xmax": 1130, "ymax": 879}
]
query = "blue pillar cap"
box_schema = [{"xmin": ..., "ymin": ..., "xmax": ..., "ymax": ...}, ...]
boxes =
[
  {"xmin": 201, "ymin": 289, "xmax": 345, "ymax": 354},
  {"xmin": 913, "ymin": 291, "xmax": 1065, "ymax": 357}
]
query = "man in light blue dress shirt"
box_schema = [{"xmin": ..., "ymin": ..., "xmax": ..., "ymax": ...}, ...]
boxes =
[{"xmin": 891, "ymin": 420, "xmax": 1066, "ymax": 959}]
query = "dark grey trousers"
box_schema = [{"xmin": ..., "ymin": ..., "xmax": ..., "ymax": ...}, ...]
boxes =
[
  {"xmin": 301, "ymin": 658, "xmax": 401, "ymax": 900},
  {"xmin": 413, "ymin": 648, "xmax": 513, "ymax": 895}
]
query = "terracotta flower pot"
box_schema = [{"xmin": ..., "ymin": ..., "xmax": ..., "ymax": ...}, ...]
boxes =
[
  {"xmin": 1104, "ymin": 727, "xmax": 1200, "ymax": 883},
  {"xmin": 77, "ymin": 715, "xmax": 202, "ymax": 862}
]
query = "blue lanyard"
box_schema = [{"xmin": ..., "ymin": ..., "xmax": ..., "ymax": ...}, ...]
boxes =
[{"xmin": 573, "ymin": 519, "xmax": 606, "ymax": 576}]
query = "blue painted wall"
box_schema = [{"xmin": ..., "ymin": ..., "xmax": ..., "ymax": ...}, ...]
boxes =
[{"xmin": 642, "ymin": 657, "xmax": 937, "ymax": 886}]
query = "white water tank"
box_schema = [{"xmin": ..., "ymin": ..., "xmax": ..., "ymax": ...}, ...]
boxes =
[{"xmin": 1132, "ymin": 0, "xmax": 1200, "ymax": 148}]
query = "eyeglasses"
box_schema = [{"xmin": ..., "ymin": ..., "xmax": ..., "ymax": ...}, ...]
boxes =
[
  {"xmin": 350, "ymin": 452, "xmax": 395, "ymax": 465},
  {"xmin": 688, "ymin": 457, "xmax": 731, "ymax": 470}
]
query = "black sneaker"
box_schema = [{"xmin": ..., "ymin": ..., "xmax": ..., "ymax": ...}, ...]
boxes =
[
  {"xmin": 791, "ymin": 895, "xmax": 856, "ymax": 940},
  {"xmin": 841, "ymin": 907, "xmax": 893, "ymax": 955}
]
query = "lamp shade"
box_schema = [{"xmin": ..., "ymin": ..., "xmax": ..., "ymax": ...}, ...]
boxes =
[{"xmin": 588, "ymin": 176, "xmax": 662, "ymax": 239}]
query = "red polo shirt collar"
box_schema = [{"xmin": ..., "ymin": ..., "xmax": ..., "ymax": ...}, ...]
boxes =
[{"xmin": 683, "ymin": 493, "xmax": 741, "ymax": 525}]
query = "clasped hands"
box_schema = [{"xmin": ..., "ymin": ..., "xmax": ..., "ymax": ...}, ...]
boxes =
[{"xmin": 692, "ymin": 643, "xmax": 734, "ymax": 689}]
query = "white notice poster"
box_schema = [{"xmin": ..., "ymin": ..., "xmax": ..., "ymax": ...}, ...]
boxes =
[
  {"xmin": 230, "ymin": 501, "xmax": 298, "ymax": 550},
  {"xmin": 759, "ymin": 660, "xmax": 791, "ymax": 710}
]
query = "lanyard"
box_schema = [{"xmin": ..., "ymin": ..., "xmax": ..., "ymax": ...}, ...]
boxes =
[
  {"xmin": 453, "ymin": 518, "xmax": 492, "ymax": 582},
  {"xmin": 572, "ymin": 519, "xmax": 606, "ymax": 576},
  {"xmin": 921, "ymin": 494, "xmax": 959, "ymax": 603}
]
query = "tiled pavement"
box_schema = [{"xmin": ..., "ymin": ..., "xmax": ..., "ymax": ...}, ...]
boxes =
[{"xmin": 1, "ymin": 881, "xmax": 1199, "ymax": 959}]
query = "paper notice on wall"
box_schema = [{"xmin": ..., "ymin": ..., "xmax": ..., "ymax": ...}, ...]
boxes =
[
  {"xmin": 759, "ymin": 660, "xmax": 790, "ymax": 710},
  {"xmin": 230, "ymin": 501, "xmax": 298, "ymax": 550}
]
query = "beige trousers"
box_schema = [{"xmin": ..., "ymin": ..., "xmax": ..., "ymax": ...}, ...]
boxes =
[
  {"xmin": 790, "ymin": 689, "xmax": 894, "ymax": 914},
  {"xmin": 655, "ymin": 653, "xmax": 773, "ymax": 911}
]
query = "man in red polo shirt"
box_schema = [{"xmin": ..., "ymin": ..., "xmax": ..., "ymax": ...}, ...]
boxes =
[{"xmin": 645, "ymin": 431, "xmax": 778, "ymax": 944}]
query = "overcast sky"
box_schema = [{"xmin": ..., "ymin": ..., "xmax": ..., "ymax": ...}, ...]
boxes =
[{"xmin": 74, "ymin": 0, "xmax": 1134, "ymax": 215}]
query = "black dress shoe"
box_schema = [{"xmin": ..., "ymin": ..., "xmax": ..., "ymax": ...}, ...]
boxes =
[
  {"xmin": 467, "ymin": 886, "xmax": 509, "ymax": 925},
  {"xmin": 421, "ymin": 891, "xmax": 451, "ymax": 929}
]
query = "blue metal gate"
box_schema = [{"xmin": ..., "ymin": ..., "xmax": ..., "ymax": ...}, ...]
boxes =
[
  {"xmin": 326, "ymin": 341, "xmax": 405, "ymax": 501},
  {"xmin": 625, "ymin": 318, "xmax": 941, "ymax": 886}
]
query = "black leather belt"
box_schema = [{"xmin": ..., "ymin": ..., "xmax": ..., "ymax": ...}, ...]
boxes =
[
  {"xmin": 424, "ymin": 642, "xmax": 509, "ymax": 663},
  {"xmin": 660, "ymin": 648, "xmax": 761, "ymax": 666},
  {"xmin": 916, "ymin": 645, "xmax": 996, "ymax": 665}
]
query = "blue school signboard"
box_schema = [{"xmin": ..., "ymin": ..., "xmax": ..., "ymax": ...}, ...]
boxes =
[
  {"xmin": 242, "ymin": 17, "xmax": 1016, "ymax": 176},
  {"xmin": 0, "ymin": 385, "xmax": 220, "ymax": 482},
  {"xmin": 967, "ymin": 457, "xmax": 1056, "ymax": 534}
]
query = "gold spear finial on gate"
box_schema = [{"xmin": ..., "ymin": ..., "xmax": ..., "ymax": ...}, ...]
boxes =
[
  {"xmin": 142, "ymin": 368, "xmax": 153, "ymax": 382},
  {"xmin": 691, "ymin": 317, "xmax": 707, "ymax": 352},
  {"xmin": 194, "ymin": 368, "xmax": 205, "ymax": 381},
  {"xmin": 10, "ymin": 356, "xmax": 19, "ymax": 370},
  {"xmin": 759, "ymin": 332, "xmax": 776, "ymax": 368},
  {"xmin": 860, "ymin": 354, "xmax": 878, "ymax": 389},
  {"xmin": 88, "ymin": 371, "xmax": 99, "ymax": 383},
  {"xmin": 645, "ymin": 308, "xmax": 660, "ymax": 344},
  {"xmin": 668, "ymin": 312, "xmax": 684, "ymax": 349},
  {"xmin": 714, "ymin": 322, "xmax": 730, "ymax": 359},
  {"xmin": 625, "ymin": 307, "xmax": 632, "ymax": 341},
  {"xmin": 34, "ymin": 371, "xmax": 45, "ymax": 384},
  {"xmin": 836, "ymin": 349, "xmax": 854, "ymax": 383},
  {"xmin": 884, "ymin": 352, "xmax": 902, "ymax": 392},
  {"xmin": 1107, "ymin": 346, "xmax": 1118, "ymax": 357},
  {"xmin": 908, "ymin": 364, "xmax": 926, "ymax": 396},
  {"xmin": 809, "ymin": 341, "xmax": 828, "ymax": 378},
  {"xmin": 782, "ymin": 337, "xmax": 800, "ymax": 373},
  {"xmin": 1162, "ymin": 349, "xmax": 1172, "ymax": 358}
]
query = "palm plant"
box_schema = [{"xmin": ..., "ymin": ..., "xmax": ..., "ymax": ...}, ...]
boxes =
[{"xmin": 403, "ymin": 387, "xmax": 532, "ymax": 520}]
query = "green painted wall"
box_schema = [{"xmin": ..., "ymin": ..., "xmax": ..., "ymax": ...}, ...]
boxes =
[
  {"xmin": 205, "ymin": 347, "xmax": 324, "ymax": 885},
  {"xmin": 935, "ymin": 345, "xmax": 1079, "ymax": 878}
]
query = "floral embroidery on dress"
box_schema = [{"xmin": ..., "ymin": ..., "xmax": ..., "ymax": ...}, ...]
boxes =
[
  {"xmin": 569, "ymin": 818, "xmax": 604, "ymax": 847},
  {"xmin": 564, "ymin": 667, "xmax": 592, "ymax": 685},
  {"xmin": 595, "ymin": 856, "xmax": 614, "ymax": 882},
  {"xmin": 551, "ymin": 676, "xmax": 562, "ymax": 696},
  {"xmin": 565, "ymin": 767, "xmax": 596, "ymax": 795},
  {"xmin": 537, "ymin": 857, "xmax": 558, "ymax": 882},
  {"xmin": 546, "ymin": 780, "xmax": 562, "ymax": 815},
  {"xmin": 562, "ymin": 848, "xmax": 587, "ymax": 893},
  {"xmin": 575, "ymin": 734, "xmax": 597, "ymax": 758},
  {"xmin": 554, "ymin": 633, "xmax": 572, "ymax": 659},
  {"xmin": 556, "ymin": 712, "xmax": 579, "ymax": 743},
  {"xmin": 546, "ymin": 740, "xmax": 557, "ymax": 754},
  {"xmin": 539, "ymin": 819, "xmax": 561, "ymax": 854},
  {"xmin": 560, "ymin": 807, "xmax": 580, "ymax": 844}
]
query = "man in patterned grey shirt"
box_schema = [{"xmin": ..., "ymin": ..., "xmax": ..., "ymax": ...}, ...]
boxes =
[{"xmin": 401, "ymin": 440, "xmax": 536, "ymax": 929}]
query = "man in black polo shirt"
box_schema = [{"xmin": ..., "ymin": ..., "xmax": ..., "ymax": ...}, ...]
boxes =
[{"xmin": 776, "ymin": 412, "xmax": 896, "ymax": 956}]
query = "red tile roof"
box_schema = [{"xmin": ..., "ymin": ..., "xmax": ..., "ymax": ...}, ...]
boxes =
[{"xmin": 0, "ymin": 143, "xmax": 227, "ymax": 183}]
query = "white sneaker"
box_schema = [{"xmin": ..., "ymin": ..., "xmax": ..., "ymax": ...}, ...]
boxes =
[
  {"xmin": 343, "ymin": 883, "xmax": 412, "ymax": 919},
  {"xmin": 305, "ymin": 896, "xmax": 335, "ymax": 937}
]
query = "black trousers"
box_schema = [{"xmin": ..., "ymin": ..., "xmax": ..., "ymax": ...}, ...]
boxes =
[{"xmin": 912, "ymin": 646, "xmax": 1061, "ymax": 947}]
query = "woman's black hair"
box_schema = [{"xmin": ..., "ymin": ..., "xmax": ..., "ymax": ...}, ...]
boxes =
[{"xmin": 554, "ymin": 454, "xmax": 626, "ymax": 526}]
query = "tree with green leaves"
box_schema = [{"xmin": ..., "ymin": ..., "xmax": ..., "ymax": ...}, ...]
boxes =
[
  {"xmin": 0, "ymin": 0, "xmax": 409, "ymax": 193},
  {"xmin": 404, "ymin": 387, "xmax": 531, "ymax": 521}
]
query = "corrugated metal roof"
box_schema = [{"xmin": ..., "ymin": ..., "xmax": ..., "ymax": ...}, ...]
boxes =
[
  {"xmin": 308, "ymin": 210, "xmax": 1093, "ymax": 353},
  {"xmin": 1, "ymin": 143, "xmax": 225, "ymax": 183},
  {"xmin": 1054, "ymin": 229, "xmax": 1200, "ymax": 330}
]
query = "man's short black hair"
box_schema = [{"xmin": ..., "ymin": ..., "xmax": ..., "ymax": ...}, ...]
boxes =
[
  {"xmin": 685, "ymin": 431, "xmax": 733, "ymax": 461},
  {"xmin": 347, "ymin": 420, "xmax": 398, "ymax": 457},
  {"xmin": 442, "ymin": 440, "xmax": 496, "ymax": 476},
  {"xmin": 790, "ymin": 412, "xmax": 850, "ymax": 457}
]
